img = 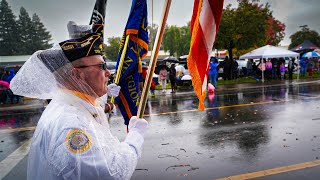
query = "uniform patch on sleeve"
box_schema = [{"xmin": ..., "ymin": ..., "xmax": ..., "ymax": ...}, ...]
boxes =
[{"xmin": 65, "ymin": 129, "xmax": 92, "ymax": 153}]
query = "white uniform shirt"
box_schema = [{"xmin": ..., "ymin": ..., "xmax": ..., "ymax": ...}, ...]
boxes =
[{"xmin": 27, "ymin": 91, "xmax": 144, "ymax": 180}]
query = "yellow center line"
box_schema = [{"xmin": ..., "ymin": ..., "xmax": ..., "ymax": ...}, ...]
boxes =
[
  {"xmin": 143, "ymin": 97, "xmax": 307, "ymax": 116},
  {"xmin": 2, "ymin": 96, "xmax": 320, "ymax": 134},
  {"xmin": 215, "ymin": 160, "xmax": 320, "ymax": 180}
]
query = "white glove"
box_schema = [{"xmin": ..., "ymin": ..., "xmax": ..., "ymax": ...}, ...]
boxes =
[
  {"xmin": 107, "ymin": 83, "xmax": 121, "ymax": 97},
  {"xmin": 128, "ymin": 116, "xmax": 148, "ymax": 137}
]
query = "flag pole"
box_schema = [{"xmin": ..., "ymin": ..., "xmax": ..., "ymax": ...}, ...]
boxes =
[
  {"xmin": 137, "ymin": 0, "xmax": 172, "ymax": 118},
  {"xmin": 108, "ymin": 34, "xmax": 130, "ymax": 121},
  {"xmin": 112, "ymin": 35, "xmax": 130, "ymax": 88}
]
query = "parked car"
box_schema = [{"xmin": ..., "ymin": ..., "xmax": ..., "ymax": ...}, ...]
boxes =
[{"xmin": 105, "ymin": 61, "xmax": 116, "ymax": 84}]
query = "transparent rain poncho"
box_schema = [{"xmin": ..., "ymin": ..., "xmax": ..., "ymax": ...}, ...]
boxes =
[{"xmin": 10, "ymin": 37, "xmax": 145, "ymax": 180}]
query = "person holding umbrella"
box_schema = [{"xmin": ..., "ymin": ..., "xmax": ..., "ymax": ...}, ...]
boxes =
[
  {"xmin": 300, "ymin": 57, "xmax": 307, "ymax": 77},
  {"xmin": 169, "ymin": 63, "xmax": 176, "ymax": 93},
  {"xmin": 159, "ymin": 65, "xmax": 168, "ymax": 93},
  {"xmin": 307, "ymin": 58, "xmax": 314, "ymax": 78},
  {"xmin": 302, "ymin": 51, "xmax": 320, "ymax": 58},
  {"xmin": 302, "ymin": 51, "xmax": 320, "ymax": 73}
]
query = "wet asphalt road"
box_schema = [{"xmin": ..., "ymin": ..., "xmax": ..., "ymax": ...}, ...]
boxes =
[{"xmin": 1, "ymin": 81, "xmax": 320, "ymax": 179}]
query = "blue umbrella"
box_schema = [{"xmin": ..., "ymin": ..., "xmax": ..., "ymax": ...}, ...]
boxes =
[{"xmin": 302, "ymin": 51, "xmax": 320, "ymax": 58}]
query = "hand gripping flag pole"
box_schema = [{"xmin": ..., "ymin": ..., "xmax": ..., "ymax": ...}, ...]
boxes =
[
  {"xmin": 137, "ymin": 0, "xmax": 172, "ymax": 118},
  {"xmin": 113, "ymin": 0, "xmax": 149, "ymax": 127},
  {"xmin": 108, "ymin": 35, "xmax": 130, "ymax": 122}
]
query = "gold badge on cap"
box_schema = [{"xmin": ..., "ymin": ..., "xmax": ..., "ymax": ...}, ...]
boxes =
[
  {"xmin": 65, "ymin": 129, "xmax": 92, "ymax": 153},
  {"xmin": 59, "ymin": 33, "xmax": 103, "ymax": 62}
]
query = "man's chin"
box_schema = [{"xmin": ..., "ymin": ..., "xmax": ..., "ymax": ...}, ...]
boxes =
[{"xmin": 100, "ymin": 89, "xmax": 108, "ymax": 97}]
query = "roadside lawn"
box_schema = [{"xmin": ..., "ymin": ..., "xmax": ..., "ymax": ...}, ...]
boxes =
[{"xmin": 155, "ymin": 72, "xmax": 320, "ymax": 90}]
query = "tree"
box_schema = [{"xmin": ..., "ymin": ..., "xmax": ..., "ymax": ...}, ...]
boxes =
[
  {"xmin": 214, "ymin": 0, "xmax": 283, "ymax": 59},
  {"xmin": 178, "ymin": 23, "xmax": 191, "ymax": 56},
  {"xmin": 162, "ymin": 24, "xmax": 191, "ymax": 57},
  {"xmin": 163, "ymin": 25, "xmax": 179, "ymax": 56},
  {"xmin": 236, "ymin": 1, "xmax": 270, "ymax": 49},
  {"xmin": 16, "ymin": 7, "xmax": 33, "ymax": 55},
  {"xmin": 289, "ymin": 25, "xmax": 320, "ymax": 49},
  {"xmin": 148, "ymin": 24, "xmax": 158, "ymax": 51},
  {"xmin": 0, "ymin": 1, "xmax": 52, "ymax": 55},
  {"xmin": 104, "ymin": 36, "xmax": 121, "ymax": 61},
  {"xmin": 214, "ymin": 4, "xmax": 236, "ymax": 57},
  {"xmin": 266, "ymin": 16, "xmax": 285, "ymax": 46},
  {"xmin": 0, "ymin": 0, "xmax": 19, "ymax": 55},
  {"xmin": 31, "ymin": 13, "xmax": 52, "ymax": 52}
]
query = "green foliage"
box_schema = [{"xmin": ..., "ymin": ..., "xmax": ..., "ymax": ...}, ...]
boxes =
[
  {"xmin": 179, "ymin": 24, "xmax": 191, "ymax": 56},
  {"xmin": 163, "ymin": 25, "xmax": 178, "ymax": 56},
  {"xmin": 214, "ymin": 5, "xmax": 235, "ymax": 57},
  {"xmin": 215, "ymin": 0, "xmax": 284, "ymax": 58},
  {"xmin": 162, "ymin": 23, "xmax": 191, "ymax": 57},
  {"xmin": 17, "ymin": 7, "xmax": 34, "ymax": 55},
  {"xmin": 289, "ymin": 25, "xmax": 320, "ymax": 49},
  {"xmin": 104, "ymin": 36, "xmax": 121, "ymax": 61},
  {"xmin": 0, "ymin": 0, "xmax": 52, "ymax": 55},
  {"xmin": 0, "ymin": 0, "xmax": 19, "ymax": 55},
  {"xmin": 148, "ymin": 24, "xmax": 158, "ymax": 51},
  {"xmin": 236, "ymin": 1, "xmax": 269, "ymax": 49},
  {"xmin": 217, "ymin": 76, "xmax": 257, "ymax": 85},
  {"xmin": 31, "ymin": 13, "xmax": 52, "ymax": 52}
]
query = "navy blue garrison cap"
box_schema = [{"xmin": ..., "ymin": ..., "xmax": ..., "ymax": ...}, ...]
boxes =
[{"xmin": 59, "ymin": 33, "xmax": 103, "ymax": 62}]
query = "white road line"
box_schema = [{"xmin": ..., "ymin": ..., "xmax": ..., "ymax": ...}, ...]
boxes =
[{"xmin": 0, "ymin": 139, "xmax": 31, "ymax": 179}]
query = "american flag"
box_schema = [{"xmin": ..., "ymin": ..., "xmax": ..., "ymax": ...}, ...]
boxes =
[{"xmin": 187, "ymin": 0, "xmax": 224, "ymax": 110}]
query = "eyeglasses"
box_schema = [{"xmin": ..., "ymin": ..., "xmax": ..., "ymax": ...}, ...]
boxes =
[{"xmin": 76, "ymin": 63, "xmax": 107, "ymax": 71}]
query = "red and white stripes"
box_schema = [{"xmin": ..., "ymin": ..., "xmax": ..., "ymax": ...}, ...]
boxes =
[{"xmin": 187, "ymin": 0, "xmax": 224, "ymax": 110}]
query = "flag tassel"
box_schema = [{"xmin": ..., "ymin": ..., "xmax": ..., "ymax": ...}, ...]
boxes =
[{"xmin": 188, "ymin": 55, "xmax": 206, "ymax": 110}]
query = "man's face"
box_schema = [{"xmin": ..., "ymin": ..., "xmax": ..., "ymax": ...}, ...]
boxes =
[{"xmin": 75, "ymin": 55, "xmax": 110, "ymax": 97}]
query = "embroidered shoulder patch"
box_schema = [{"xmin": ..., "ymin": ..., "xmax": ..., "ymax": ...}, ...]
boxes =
[{"xmin": 65, "ymin": 129, "xmax": 92, "ymax": 153}]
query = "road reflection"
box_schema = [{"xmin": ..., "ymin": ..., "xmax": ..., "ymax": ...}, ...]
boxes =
[
  {"xmin": 199, "ymin": 124, "xmax": 269, "ymax": 159},
  {"xmin": 0, "ymin": 111, "xmax": 42, "ymax": 130},
  {"xmin": 0, "ymin": 111, "xmax": 42, "ymax": 161}
]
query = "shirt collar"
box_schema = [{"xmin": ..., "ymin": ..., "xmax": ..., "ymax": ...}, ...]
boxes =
[{"xmin": 65, "ymin": 89, "xmax": 98, "ymax": 106}]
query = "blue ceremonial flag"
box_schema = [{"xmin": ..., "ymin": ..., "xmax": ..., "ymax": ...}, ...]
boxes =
[{"xmin": 115, "ymin": 0, "xmax": 148, "ymax": 125}]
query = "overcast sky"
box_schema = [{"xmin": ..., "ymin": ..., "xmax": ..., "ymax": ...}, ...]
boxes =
[{"xmin": 7, "ymin": 0, "xmax": 320, "ymax": 47}]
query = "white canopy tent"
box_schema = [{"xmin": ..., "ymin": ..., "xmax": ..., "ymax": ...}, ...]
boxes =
[
  {"xmin": 240, "ymin": 45, "xmax": 299, "ymax": 59},
  {"xmin": 240, "ymin": 45, "xmax": 300, "ymax": 83}
]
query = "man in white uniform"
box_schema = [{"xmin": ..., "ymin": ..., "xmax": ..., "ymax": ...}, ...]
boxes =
[{"xmin": 11, "ymin": 31, "xmax": 148, "ymax": 179}]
